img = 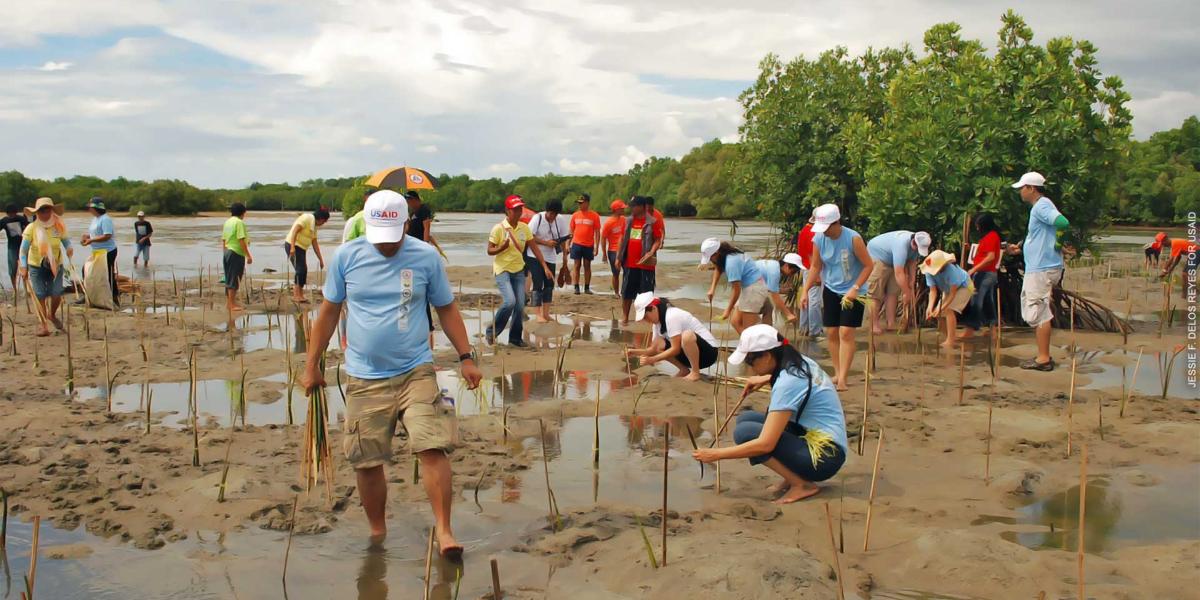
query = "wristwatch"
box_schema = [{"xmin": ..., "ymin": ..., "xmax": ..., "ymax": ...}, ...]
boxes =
[{"xmin": 459, "ymin": 351, "xmax": 476, "ymax": 363}]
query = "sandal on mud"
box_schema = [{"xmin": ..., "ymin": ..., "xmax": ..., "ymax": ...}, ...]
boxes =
[{"xmin": 1019, "ymin": 358, "xmax": 1055, "ymax": 371}]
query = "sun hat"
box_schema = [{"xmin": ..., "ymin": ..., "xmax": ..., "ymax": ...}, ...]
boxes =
[
  {"xmin": 363, "ymin": 190, "xmax": 409, "ymax": 244},
  {"xmin": 86, "ymin": 197, "xmax": 106, "ymax": 211},
  {"xmin": 782, "ymin": 253, "xmax": 804, "ymax": 269},
  {"xmin": 610, "ymin": 199, "xmax": 626, "ymax": 212},
  {"xmin": 913, "ymin": 231, "xmax": 932, "ymax": 256},
  {"xmin": 504, "ymin": 195, "xmax": 525, "ymax": 210},
  {"xmin": 728, "ymin": 323, "xmax": 785, "ymax": 365},
  {"xmin": 578, "ymin": 193, "xmax": 590, "ymax": 203},
  {"xmin": 810, "ymin": 204, "xmax": 840, "ymax": 233},
  {"xmin": 137, "ymin": 210, "xmax": 146, "ymax": 217},
  {"xmin": 632, "ymin": 291, "xmax": 660, "ymax": 321},
  {"xmin": 24, "ymin": 197, "xmax": 65, "ymax": 216},
  {"xmin": 1011, "ymin": 172, "xmax": 1046, "ymax": 188},
  {"xmin": 919, "ymin": 249, "xmax": 956, "ymax": 275},
  {"xmin": 698, "ymin": 237, "xmax": 721, "ymax": 265}
]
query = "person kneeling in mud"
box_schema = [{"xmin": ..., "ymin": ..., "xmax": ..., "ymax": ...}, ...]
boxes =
[
  {"xmin": 692, "ymin": 324, "xmax": 848, "ymax": 504},
  {"xmin": 625, "ymin": 292, "xmax": 719, "ymax": 381}
]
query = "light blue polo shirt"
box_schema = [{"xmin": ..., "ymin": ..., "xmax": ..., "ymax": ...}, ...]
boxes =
[
  {"xmin": 814, "ymin": 227, "xmax": 867, "ymax": 295},
  {"xmin": 867, "ymin": 230, "xmax": 918, "ymax": 267},
  {"xmin": 767, "ymin": 360, "xmax": 848, "ymax": 452},
  {"xmin": 89, "ymin": 214, "xmax": 117, "ymax": 251},
  {"xmin": 324, "ymin": 236, "xmax": 453, "ymax": 379},
  {"xmin": 724, "ymin": 253, "xmax": 764, "ymax": 288},
  {"xmin": 1024, "ymin": 197, "xmax": 1064, "ymax": 273},
  {"xmin": 756, "ymin": 259, "xmax": 783, "ymax": 293},
  {"xmin": 924, "ymin": 263, "xmax": 971, "ymax": 292}
]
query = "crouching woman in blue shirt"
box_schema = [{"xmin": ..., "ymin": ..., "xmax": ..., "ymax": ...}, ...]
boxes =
[{"xmin": 693, "ymin": 324, "xmax": 848, "ymax": 504}]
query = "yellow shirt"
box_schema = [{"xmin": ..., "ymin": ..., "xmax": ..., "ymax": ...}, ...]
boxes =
[
  {"xmin": 489, "ymin": 220, "xmax": 532, "ymax": 275},
  {"xmin": 22, "ymin": 222, "xmax": 67, "ymax": 267},
  {"xmin": 287, "ymin": 213, "xmax": 317, "ymax": 249}
]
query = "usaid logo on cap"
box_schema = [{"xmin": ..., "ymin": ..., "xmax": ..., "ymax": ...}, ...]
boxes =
[{"xmin": 369, "ymin": 209, "xmax": 402, "ymax": 221}]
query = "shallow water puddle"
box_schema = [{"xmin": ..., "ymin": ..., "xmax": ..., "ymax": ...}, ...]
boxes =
[
  {"xmin": 75, "ymin": 378, "xmax": 332, "ymax": 429},
  {"xmin": 437, "ymin": 369, "xmax": 640, "ymax": 417},
  {"xmin": 1076, "ymin": 348, "xmax": 1192, "ymax": 399},
  {"xmin": 980, "ymin": 467, "xmax": 1200, "ymax": 553}
]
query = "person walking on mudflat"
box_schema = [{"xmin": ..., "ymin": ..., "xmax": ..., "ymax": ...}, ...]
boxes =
[
  {"xmin": 1, "ymin": 204, "xmax": 29, "ymax": 292},
  {"xmin": 221, "ymin": 203, "xmax": 252, "ymax": 313},
  {"xmin": 568, "ymin": 193, "xmax": 602, "ymax": 295},
  {"xmin": 285, "ymin": 207, "xmax": 329, "ymax": 303},
  {"xmin": 133, "ymin": 211, "xmax": 153, "ymax": 267},
  {"xmin": 1010, "ymin": 172, "xmax": 1068, "ymax": 371},
  {"xmin": 301, "ymin": 190, "xmax": 482, "ymax": 557}
]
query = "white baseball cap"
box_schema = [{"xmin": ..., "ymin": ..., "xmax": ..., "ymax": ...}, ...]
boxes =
[
  {"xmin": 136, "ymin": 211, "xmax": 145, "ymax": 217},
  {"xmin": 363, "ymin": 190, "xmax": 410, "ymax": 244},
  {"xmin": 728, "ymin": 324, "xmax": 784, "ymax": 365},
  {"xmin": 913, "ymin": 231, "xmax": 932, "ymax": 256},
  {"xmin": 699, "ymin": 237, "xmax": 721, "ymax": 265},
  {"xmin": 1011, "ymin": 172, "xmax": 1046, "ymax": 188},
  {"xmin": 810, "ymin": 204, "xmax": 840, "ymax": 233},
  {"xmin": 632, "ymin": 291, "xmax": 658, "ymax": 321},
  {"xmin": 782, "ymin": 253, "xmax": 804, "ymax": 269}
]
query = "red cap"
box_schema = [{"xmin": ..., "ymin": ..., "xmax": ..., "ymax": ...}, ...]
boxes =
[
  {"xmin": 610, "ymin": 199, "xmax": 627, "ymax": 212},
  {"xmin": 1155, "ymin": 232, "xmax": 1167, "ymax": 242},
  {"xmin": 504, "ymin": 195, "xmax": 525, "ymax": 210}
]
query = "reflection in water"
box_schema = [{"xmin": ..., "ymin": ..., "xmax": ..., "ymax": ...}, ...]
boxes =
[
  {"xmin": 1001, "ymin": 477, "xmax": 1122, "ymax": 553},
  {"xmin": 357, "ymin": 547, "xmax": 388, "ymax": 599}
]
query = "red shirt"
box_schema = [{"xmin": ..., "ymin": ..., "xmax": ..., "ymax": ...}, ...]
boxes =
[
  {"xmin": 1170, "ymin": 238, "xmax": 1197, "ymax": 259},
  {"xmin": 624, "ymin": 216, "xmax": 665, "ymax": 270},
  {"xmin": 570, "ymin": 210, "xmax": 601, "ymax": 247},
  {"xmin": 974, "ymin": 231, "xmax": 1001, "ymax": 273},
  {"xmin": 796, "ymin": 224, "xmax": 815, "ymax": 269}
]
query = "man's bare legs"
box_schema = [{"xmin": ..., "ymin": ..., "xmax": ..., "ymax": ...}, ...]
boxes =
[
  {"xmin": 357, "ymin": 465, "xmax": 389, "ymax": 543},
  {"xmin": 356, "ymin": 450, "xmax": 459, "ymax": 553}
]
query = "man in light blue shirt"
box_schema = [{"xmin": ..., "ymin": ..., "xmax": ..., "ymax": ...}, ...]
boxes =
[
  {"xmin": 866, "ymin": 230, "xmax": 931, "ymax": 335},
  {"xmin": 1012, "ymin": 171, "xmax": 1069, "ymax": 371},
  {"xmin": 80, "ymin": 197, "xmax": 119, "ymax": 305},
  {"xmin": 301, "ymin": 190, "xmax": 482, "ymax": 557}
]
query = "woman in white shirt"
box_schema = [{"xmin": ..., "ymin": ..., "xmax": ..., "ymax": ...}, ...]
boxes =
[
  {"xmin": 625, "ymin": 292, "xmax": 719, "ymax": 381},
  {"xmin": 525, "ymin": 200, "xmax": 570, "ymax": 323}
]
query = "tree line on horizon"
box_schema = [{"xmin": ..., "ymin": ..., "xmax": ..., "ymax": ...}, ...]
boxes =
[{"xmin": 0, "ymin": 12, "xmax": 1193, "ymax": 246}]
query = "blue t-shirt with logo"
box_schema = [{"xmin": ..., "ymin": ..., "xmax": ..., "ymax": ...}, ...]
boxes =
[
  {"xmin": 756, "ymin": 259, "xmax": 783, "ymax": 293},
  {"xmin": 89, "ymin": 214, "xmax": 117, "ymax": 251},
  {"xmin": 867, "ymin": 230, "xmax": 917, "ymax": 267},
  {"xmin": 767, "ymin": 359, "xmax": 848, "ymax": 452},
  {"xmin": 724, "ymin": 253, "xmax": 764, "ymax": 288},
  {"xmin": 814, "ymin": 227, "xmax": 866, "ymax": 295},
  {"xmin": 324, "ymin": 236, "xmax": 453, "ymax": 379},
  {"xmin": 924, "ymin": 262, "xmax": 971, "ymax": 292},
  {"xmin": 1024, "ymin": 197, "xmax": 1064, "ymax": 273}
]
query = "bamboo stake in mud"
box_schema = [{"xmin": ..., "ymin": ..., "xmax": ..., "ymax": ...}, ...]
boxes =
[
  {"xmin": 190, "ymin": 347, "xmax": 200, "ymax": 467},
  {"xmin": 824, "ymin": 503, "xmax": 846, "ymax": 600},
  {"xmin": 708, "ymin": 386, "xmax": 752, "ymax": 447},
  {"xmin": 1078, "ymin": 445, "xmax": 1088, "ymax": 600},
  {"xmin": 217, "ymin": 434, "xmax": 234, "ymax": 502},
  {"xmin": 995, "ymin": 287, "xmax": 1002, "ymax": 377},
  {"xmin": 712, "ymin": 376, "xmax": 722, "ymax": 494},
  {"xmin": 1121, "ymin": 348, "xmax": 1143, "ymax": 418},
  {"xmin": 957, "ymin": 344, "xmax": 966, "ymax": 406},
  {"xmin": 490, "ymin": 557, "xmax": 503, "ymax": 599},
  {"xmin": 281, "ymin": 496, "xmax": 298, "ymax": 586},
  {"xmin": 0, "ymin": 487, "xmax": 7, "ymax": 550},
  {"xmin": 1066, "ymin": 353, "xmax": 1077, "ymax": 458},
  {"xmin": 592, "ymin": 382, "xmax": 601, "ymax": 467},
  {"xmin": 27, "ymin": 515, "xmax": 39, "ymax": 599},
  {"xmin": 985, "ymin": 401, "xmax": 993, "ymax": 485},
  {"xmin": 537, "ymin": 419, "xmax": 561, "ymax": 531},
  {"xmin": 661, "ymin": 421, "xmax": 670, "ymax": 567},
  {"xmin": 859, "ymin": 352, "xmax": 872, "ymax": 455},
  {"xmin": 423, "ymin": 527, "xmax": 435, "ymax": 600},
  {"xmin": 862, "ymin": 426, "xmax": 884, "ymax": 552},
  {"xmin": 103, "ymin": 320, "xmax": 112, "ymax": 413}
]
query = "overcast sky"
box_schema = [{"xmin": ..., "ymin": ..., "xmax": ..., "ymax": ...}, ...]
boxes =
[{"xmin": 2, "ymin": 0, "xmax": 1196, "ymax": 188}]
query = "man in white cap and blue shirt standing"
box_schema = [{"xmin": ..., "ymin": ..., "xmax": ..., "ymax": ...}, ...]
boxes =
[
  {"xmin": 300, "ymin": 189, "xmax": 482, "ymax": 556},
  {"xmin": 866, "ymin": 229, "xmax": 931, "ymax": 335},
  {"xmin": 1011, "ymin": 171, "xmax": 1069, "ymax": 371}
]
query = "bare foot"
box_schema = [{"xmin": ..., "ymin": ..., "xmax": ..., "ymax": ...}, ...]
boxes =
[
  {"xmin": 367, "ymin": 531, "xmax": 387, "ymax": 549},
  {"xmin": 871, "ymin": 327, "xmax": 885, "ymax": 336},
  {"xmin": 684, "ymin": 372, "xmax": 702, "ymax": 382},
  {"xmin": 772, "ymin": 483, "xmax": 820, "ymax": 504},
  {"xmin": 767, "ymin": 481, "xmax": 791, "ymax": 495},
  {"xmin": 835, "ymin": 379, "xmax": 849, "ymax": 392},
  {"xmin": 674, "ymin": 369, "xmax": 692, "ymax": 378},
  {"xmin": 436, "ymin": 527, "xmax": 463, "ymax": 561},
  {"xmin": 50, "ymin": 316, "xmax": 64, "ymax": 331},
  {"xmin": 35, "ymin": 328, "xmax": 51, "ymax": 337}
]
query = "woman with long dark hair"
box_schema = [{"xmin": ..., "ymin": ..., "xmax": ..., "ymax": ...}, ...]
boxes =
[
  {"xmin": 625, "ymin": 292, "xmax": 719, "ymax": 381},
  {"xmin": 701, "ymin": 238, "xmax": 769, "ymax": 333},
  {"xmin": 967, "ymin": 213, "xmax": 1002, "ymax": 328},
  {"xmin": 692, "ymin": 324, "xmax": 847, "ymax": 504}
]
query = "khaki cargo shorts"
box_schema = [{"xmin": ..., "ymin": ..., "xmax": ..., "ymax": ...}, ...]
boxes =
[
  {"xmin": 1021, "ymin": 268, "xmax": 1062, "ymax": 327},
  {"xmin": 943, "ymin": 285, "xmax": 972, "ymax": 314},
  {"xmin": 342, "ymin": 364, "xmax": 456, "ymax": 470},
  {"xmin": 867, "ymin": 259, "xmax": 900, "ymax": 301},
  {"xmin": 737, "ymin": 280, "xmax": 771, "ymax": 313}
]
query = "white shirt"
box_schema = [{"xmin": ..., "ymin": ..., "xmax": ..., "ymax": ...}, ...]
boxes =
[
  {"xmin": 653, "ymin": 307, "xmax": 719, "ymax": 347},
  {"xmin": 526, "ymin": 212, "xmax": 569, "ymax": 263}
]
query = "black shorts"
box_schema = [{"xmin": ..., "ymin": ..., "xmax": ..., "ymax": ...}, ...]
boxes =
[
  {"xmin": 666, "ymin": 334, "xmax": 718, "ymax": 370},
  {"xmin": 821, "ymin": 286, "xmax": 864, "ymax": 328},
  {"xmin": 1144, "ymin": 247, "xmax": 1160, "ymax": 258},
  {"xmin": 569, "ymin": 243, "xmax": 595, "ymax": 261},
  {"xmin": 621, "ymin": 267, "xmax": 655, "ymax": 300},
  {"xmin": 606, "ymin": 251, "xmax": 619, "ymax": 276},
  {"xmin": 223, "ymin": 249, "xmax": 246, "ymax": 290}
]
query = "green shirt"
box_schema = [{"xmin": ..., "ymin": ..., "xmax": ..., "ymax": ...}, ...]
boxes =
[
  {"xmin": 222, "ymin": 216, "xmax": 249, "ymax": 257},
  {"xmin": 342, "ymin": 211, "xmax": 366, "ymax": 242}
]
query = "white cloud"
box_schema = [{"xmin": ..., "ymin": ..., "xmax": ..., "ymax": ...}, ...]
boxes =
[
  {"xmin": 0, "ymin": 1, "xmax": 1195, "ymax": 185},
  {"xmin": 38, "ymin": 61, "xmax": 73, "ymax": 72}
]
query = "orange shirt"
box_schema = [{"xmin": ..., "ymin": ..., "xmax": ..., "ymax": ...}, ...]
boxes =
[
  {"xmin": 601, "ymin": 216, "xmax": 624, "ymax": 252},
  {"xmin": 570, "ymin": 210, "xmax": 601, "ymax": 247},
  {"xmin": 1169, "ymin": 238, "xmax": 1197, "ymax": 259}
]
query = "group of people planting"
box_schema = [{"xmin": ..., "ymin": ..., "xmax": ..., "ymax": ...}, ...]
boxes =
[{"xmin": 5, "ymin": 168, "xmax": 1192, "ymax": 560}]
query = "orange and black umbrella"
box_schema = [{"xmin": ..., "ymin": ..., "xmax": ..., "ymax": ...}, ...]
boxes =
[{"xmin": 364, "ymin": 166, "xmax": 439, "ymax": 191}]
